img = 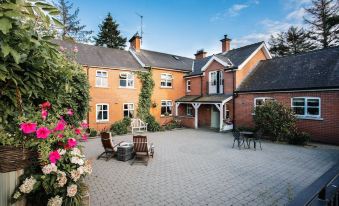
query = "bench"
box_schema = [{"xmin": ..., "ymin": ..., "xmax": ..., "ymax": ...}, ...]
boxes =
[{"xmin": 131, "ymin": 118, "xmax": 148, "ymax": 134}]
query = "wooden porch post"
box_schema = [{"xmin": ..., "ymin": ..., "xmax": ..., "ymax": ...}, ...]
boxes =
[
  {"xmin": 192, "ymin": 103, "xmax": 201, "ymax": 129},
  {"xmin": 175, "ymin": 102, "xmax": 180, "ymax": 116}
]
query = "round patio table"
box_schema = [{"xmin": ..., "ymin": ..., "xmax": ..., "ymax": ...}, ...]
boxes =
[{"xmin": 239, "ymin": 131, "xmax": 254, "ymax": 149}]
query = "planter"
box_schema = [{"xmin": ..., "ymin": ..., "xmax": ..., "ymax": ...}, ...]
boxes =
[{"xmin": 0, "ymin": 146, "xmax": 32, "ymax": 173}]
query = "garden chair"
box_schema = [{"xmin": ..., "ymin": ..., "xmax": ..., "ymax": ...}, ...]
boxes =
[
  {"xmin": 97, "ymin": 132, "xmax": 124, "ymax": 161},
  {"xmin": 250, "ymin": 129, "xmax": 263, "ymax": 150},
  {"xmin": 232, "ymin": 129, "xmax": 244, "ymax": 149},
  {"xmin": 131, "ymin": 118, "xmax": 148, "ymax": 134},
  {"xmin": 131, "ymin": 135, "xmax": 154, "ymax": 166}
]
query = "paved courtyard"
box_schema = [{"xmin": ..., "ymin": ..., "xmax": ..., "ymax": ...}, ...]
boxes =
[{"xmin": 82, "ymin": 129, "xmax": 339, "ymax": 206}]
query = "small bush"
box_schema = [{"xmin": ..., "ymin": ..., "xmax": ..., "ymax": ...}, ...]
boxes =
[
  {"xmin": 145, "ymin": 115, "xmax": 161, "ymax": 132},
  {"xmin": 287, "ymin": 128, "xmax": 310, "ymax": 145},
  {"xmin": 89, "ymin": 128, "xmax": 98, "ymax": 137},
  {"xmin": 110, "ymin": 117, "xmax": 131, "ymax": 135},
  {"xmin": 237, "ymin": 126, "xmax": 256, "ymax": 132},
  {"xmin": 254, "ymin": 101, "xmax": 296, "ymax": 141},
  {"xmin": 163, "ymin": 119, "xmax": 182, "ymax": 130}
]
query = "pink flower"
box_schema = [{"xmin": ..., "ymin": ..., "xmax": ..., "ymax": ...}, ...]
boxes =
[
  {"xmin": 49, "ymin": 150, "xmax": 61, "ymax": 164},
  {"xmin": 67, "ymin": 138, "xmax": 77, "ymax": 148},
  {"xmin": 57, "ymin": 134, "xmax": 63, "ymax": 139},
  {"xmin": 81, "ymin": 134, "xmax": 88, "ymax": 141},
  {"xmin": 36, "ymin": 127, "xmax": 51, "ymax": 139},
  {"xmin": 54, "ymin": 120, "xmax": 66, "ymax": 131},
  {"xmin": 41, "ymin": 101, "xmax": 51, "ymax": 109},
  {"xmin": 80, "ymin": 122, "xmax": 89, "ymax": 129},
  {"xmin": 74, "ymin": 128, "xmax": 81, "ymax": 135},
  {"xmin": 41, "ymin": 109, "xmax": 48, "ymax": 120},
  {"xmin": 67, "ymin": 109, "xmax": 73, "ymax": 116},
  {"xmin": 73, "ymin": 46, "xmax": 78, "ymax": 53},
  {"xmin": 20, "ymin": 122, "xmax": 37, "ymax": 134}
]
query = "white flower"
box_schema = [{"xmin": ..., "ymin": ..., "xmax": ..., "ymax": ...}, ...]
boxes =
[
  {"xmin": 13, "ymin": 191, "xmax": 21, "ymax": 199},
  {"xmin": 19, "ymin": 176, "xmax": 36, "ymax": 194},
  {"xmin": 47, "ymin": 195, "xmax": 62, "ymax": 206},
  {"xmin": 70, "ymin": 148, "xmax": 81, "ymax": 156},
  {"xmin": 77, "ymin": 158, "xmax": 84, "ymax": 166},
  {"xmin": 70, "ymin": 156, "xmax": 84, "ymax": 165},
  {"xmin": 67, "ymin": 184, "xmax": 77, "ymax": 197},
  {"xmin": 83, "ymin": 160, "xmax": 92, "ymax": 175},
  {"xmin": 42, "ymin": 163, "xmax": 58, "ymax": 175},
  {"xmin": 56, "ymin": 171, "xmax": 67, "ymax": 187},
  {"xmin": 57, "ymin": 149, "xmax": 66, "ymax": 155},
  {"xmin": 70, "ymin": 170, "xmax": 81, "ymax": 182},
  {"xmin": 77, "ymin": 166, "xmax": 84, "ymax": 175}
]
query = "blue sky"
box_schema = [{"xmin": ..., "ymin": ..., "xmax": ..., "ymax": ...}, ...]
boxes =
[{"xmin": 71, "ymin": 0, "xmax": 312, "ymax": 57}]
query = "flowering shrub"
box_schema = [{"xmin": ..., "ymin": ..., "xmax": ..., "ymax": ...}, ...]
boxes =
[{"xmin": 10, "ymin": 102, "xmax": 92, "ymax": 206}]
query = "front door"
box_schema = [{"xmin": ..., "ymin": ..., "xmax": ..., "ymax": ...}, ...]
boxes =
[{"xmin": 210, "ymin": 105, "xmax": 220, "ymax": 128}]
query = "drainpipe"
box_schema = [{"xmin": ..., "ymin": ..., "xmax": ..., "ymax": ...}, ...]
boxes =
[
  {"xmin": 200, "ymin": 75, "xmax": 203, "ymax": 96},
  {"xmin": 231, "ymin": 66, "xmax": 238, "ymax": 131},
  {"xmin": 86, "ymin": 66, "xmax": 90, "ymax": 128}
]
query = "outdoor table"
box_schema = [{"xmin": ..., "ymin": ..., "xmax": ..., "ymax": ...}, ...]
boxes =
[
  {"xmin": 239, "ymin": 131, "xmax": 254, "ymax": 149},
  {"xmin": 116, "ymin": 142, "xmax": 134, "ymax": 162}
]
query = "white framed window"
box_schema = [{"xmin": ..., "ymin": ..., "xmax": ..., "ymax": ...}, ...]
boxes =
[
  {"xmin": 160, "ymin": 73, "xmax": 173, "ymax": 88},
  {"xmin": 291, "ymin": 97, "xmax": 321, "ymax": 118},
  {"xmin": 96, "ymin": 70, "xmax": 108, "ymax": 87},
  {"xmin": 96, "ymin": 104, "xmax": 109, "ymax": 122},
  {"xmin": 186, "ymin": 104, "xmax": 193, "ymax": 116},
  {"xmin": 119, "ymin": 72, "xmax": 134, "ymax": 88},
  {"xmin": 186, "ymin": 80, "xmax": 191, "ymax": 92},
  {"xmin": 123, "ymin": 103, "xmax": 134, "ymax": 118},
  {"xmin": 254, "ymin": 97, "xmax": 275, "ymax": 107},
  {"xmin": 161, "ymin": 100, "xmax": 172, "ymax": 116}
]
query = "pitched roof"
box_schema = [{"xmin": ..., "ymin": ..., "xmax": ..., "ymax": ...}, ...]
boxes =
[
  {"xmin": 237, "ymin": 46, "xmax": 339, "ymax": 92},
  {"xmin": 187, "ymin": 42, "xmax": 264, "ymax": 77},
  {"xmin": 132, "ymin": 49, "xmax": 194, "ymax": 71},
  {"xmin": 176, "ymin": 94, "xmax": 232, "ymax": 103},
  {"xmin": 52, "ymin": 39, "xmax": 145, "ymax": 71}
]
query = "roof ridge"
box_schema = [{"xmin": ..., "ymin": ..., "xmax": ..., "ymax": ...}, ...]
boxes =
[
  {"xmin": 264, "ymin": 46, "xmax": 339, "ymax": 62},
  {"xmin": 140, "ymin": 49, "xmax": 194, "ymax": 60}
]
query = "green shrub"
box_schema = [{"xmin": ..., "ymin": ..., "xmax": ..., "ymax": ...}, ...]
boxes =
[
  {"xmin": 145, "ymin": 115, "xmax": 161, "ymax": 132},
  {"xmin": 254, "ymin": 101, "xmax": 296, "ymax": 141},
  {"xmin": 163, "ymin": 119, "xmax": 182, "ymax": 130},
  {"xmin": 237, "ymin": 126, "xmax": 256, "ymax": 132},
  {"xmin": 110, "ymin": 117, "xmax": 131, "ymax": 135},
  {"xmin": 287, "ymin": 128, "xmax": 310, "ymax": 145},
  {"xmin": 89, "ymin": 128, "xmax": 98, "ymax": 137}
]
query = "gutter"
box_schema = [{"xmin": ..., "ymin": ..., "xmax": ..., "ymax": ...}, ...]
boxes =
[{"xmin": 230, "ymin": 66, "xmax": 238, "ymax": 130}]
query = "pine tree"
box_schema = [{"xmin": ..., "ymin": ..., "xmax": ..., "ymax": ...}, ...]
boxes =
[
  {"xmin": 268, "ymin": 32, "xmax": 289, "ymax": 57},
  {"xmin": 286, "ymin": 27, "xmax": 316, "ymax": 54},
  {"xmin": 268, "ymin": 26, "xmax": 316, "ymax": 57},
  {"xmin": 94, "ymin": 13, "xmax": 127, "ymax": 49},
  {"xmin": 304, "ymin": 0, "xmax": 339, "ymax": 48},
  {"xmin": 55, "ymin": 0, "xmax": 93, "ymax": 42}
]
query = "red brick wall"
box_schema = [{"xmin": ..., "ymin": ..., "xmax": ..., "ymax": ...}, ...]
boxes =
[
  {"xmin": 186, "ymin": 76, "xmax": 201, "ymax": 96},
  {"xmin": 224, "ymin": 71, "xmax": 234, "ymax": 94},
  {"xmin": 235, "ymin": 91, "xmax": 339, "ymax": 145}
]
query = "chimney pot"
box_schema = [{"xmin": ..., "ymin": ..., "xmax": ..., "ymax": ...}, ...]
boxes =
[
  {"xmin": 129, "ymin": 32, "xmax": 141, "ymax": 52},
  {"xmin": 194, "ymin": 49, "xmax": 207, "ymax": 60},
  {"xmin": 220, "ymin": 34, "xmax": 231, "ymax": 53}
]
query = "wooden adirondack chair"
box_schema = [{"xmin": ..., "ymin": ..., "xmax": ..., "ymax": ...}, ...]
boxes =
[
  {"xmin": 97, "ymin": 132, "xmax": 123, "ymax": 161},
  {"xmin": 131, "ymin": 135, "xmax": 154, "ymax": 166}
]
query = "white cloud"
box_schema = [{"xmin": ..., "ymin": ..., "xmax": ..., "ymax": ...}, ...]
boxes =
[
  {"xmin": 286, "ymin": 8, "xmax": 306, "ymax": 21},
  {"xmin": 228, "ymin": 4, "xmax": 249, "ymax": 16}
]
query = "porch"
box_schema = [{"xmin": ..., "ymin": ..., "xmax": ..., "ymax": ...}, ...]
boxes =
[{"xmin": 175, "ymin": 94, "xmax": 233, "ymax": 131}]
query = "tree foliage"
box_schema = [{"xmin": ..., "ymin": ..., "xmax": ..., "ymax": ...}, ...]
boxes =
[
  {"xmin": 94, "ymin": 13, "xmax": 127, "ymax": 49},
  {"xmin": 304, "ymin": 0, "xmax": 339, "ymax": 48},
  {"xmin": 0, "ymin": 0, "xmax": 90, "ymax": 130},
  {"xmin": 55, "ymin": 0, "xmax": 93, "ymax": 42},
  {"xmin": 268, "ymin": 26, "xmax": 316, "ymax": 57}
]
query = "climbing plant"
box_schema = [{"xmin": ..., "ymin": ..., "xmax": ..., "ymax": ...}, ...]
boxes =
[{"xmin": 136, "ymin": 69, "xmax": 161, "ymax": 131}]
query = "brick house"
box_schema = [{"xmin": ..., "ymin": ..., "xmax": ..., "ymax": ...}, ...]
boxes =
[
  {"xmin": 234, "ymin": 46, "xmax": 339, "ymax": 145},
  {"xmin": 175, "ymin": 36, "xmax": 271, "ymax": 130}
]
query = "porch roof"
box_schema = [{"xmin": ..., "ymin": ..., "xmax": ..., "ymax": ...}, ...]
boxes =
[{"xmin": 176, "ymin": 94, "xmax": 232, "ymax": 103}]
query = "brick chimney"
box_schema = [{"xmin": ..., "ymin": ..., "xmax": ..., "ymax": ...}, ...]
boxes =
[
  {"xmin": 194, "ymin": 49, "xmax": 207, "ymax": 60},
  {"xmin": 129, "ymin": 32, "xmax": 141, "ymax": 52},
  {"xmin": 220, "ymin": 35, "xmax": 231, "ymax": 53}
]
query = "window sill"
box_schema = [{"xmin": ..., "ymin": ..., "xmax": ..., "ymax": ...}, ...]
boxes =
[
  {"xmin": 95, "ymin": 86, "xmax": 109, "ymax": 88},
  {"xmin": 96, "ymin": 120, "xmax": 109, "ymax": 123},
  {"xmin": 296, "ymin": 116, "xmax": 323, "ymax": 121},
  {"xmin": 118, "ymin": 86, "xmax": 136, "ymax": 89},
  {"xmin": 160, "ymin": 87, "xmax": 173, "ymax": 89},
  {"xmin": 160, "ymin": 115, "xmax": 173, "ymax": 118}
]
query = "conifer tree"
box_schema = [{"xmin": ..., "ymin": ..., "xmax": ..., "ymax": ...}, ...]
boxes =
[
  {"xmin": 304, "ymin": 0, "xmax": 339, "ymax": 48},
  {"xmin": 94, "ymin": 13, "xmax": 127, "ymax": 49}
]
